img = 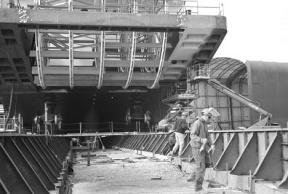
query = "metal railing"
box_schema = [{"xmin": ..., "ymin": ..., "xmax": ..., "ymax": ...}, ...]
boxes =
[
  {"xmin": 60, "ymin": 121, "xmax": 149, "ymax": 134},
  {"xmin": 193, "ymin": 68, "xmax": 211, "ymax": 80},
  {"xmin": 0, "ymin": 114, "xmax": 23, "ymax": 133},
  {"xmin": 29, "ymin": 0, "xmax": 224, "ymax": 16}
]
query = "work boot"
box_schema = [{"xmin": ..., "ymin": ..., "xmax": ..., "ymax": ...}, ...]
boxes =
[
  {"xmin": 194, "ymin": 185, "xmax": 202, "ymax": 192},
  {"xmin": 186, "ymin": 174, "xmax": 195, "ymax": 182}
]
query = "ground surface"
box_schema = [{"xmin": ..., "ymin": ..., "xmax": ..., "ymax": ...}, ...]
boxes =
[{"xmin": 71, "ymin": 149, "xmax": 245, "ymax": 194}]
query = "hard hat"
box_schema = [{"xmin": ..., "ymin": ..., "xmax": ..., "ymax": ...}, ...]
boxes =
[
  {"xmin": 201, "ymin": 108, "xmax": 220, "ymax": 117},
  {"xmin": 181, "ymin": 111, "xmax": 189, "ymax": 116}
]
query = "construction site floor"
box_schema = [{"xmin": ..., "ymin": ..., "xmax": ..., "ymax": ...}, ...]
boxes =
[{"xmin": 70, "ymin": 149, "xmax": 246, "ymax": 194}]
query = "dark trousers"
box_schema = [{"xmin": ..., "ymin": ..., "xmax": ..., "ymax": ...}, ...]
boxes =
[{"xmin": 191, "ymin": 147, "xmax": 207, "ymax": 188}]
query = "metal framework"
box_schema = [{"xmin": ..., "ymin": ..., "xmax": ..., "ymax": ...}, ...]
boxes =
[
  {"xmin": 68, "ymin": 0, "xmax": 74, "ymax": 89},
  {"xmin": 68, "ymin": 31, "xmax": 74, "ymax": 89},
  {"xmin": 97, "ymin": 31, "xmax": 105, "ymax": 89},
  {"xmin": 116, "ymin": 127, "xmax": 288, "ymax": 192},
  {"xmin": 35, "ymin": 28, "xmax": 46, "ymax": 89},
  {"xmin": 149, "ymin": 32, "xmax": 168, "ymax": 89},
  {"xmin": 0, "ymin": 136, "xmax": 71, "ymax": 193},
  {"xmin": 26, "ymin": 0, "xmax": 226, "ymax": 88},
  {"xmin": 123, "ymin": 32, "xmax": 136, "ymax": 89}
]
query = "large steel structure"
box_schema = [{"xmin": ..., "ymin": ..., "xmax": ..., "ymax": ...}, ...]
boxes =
[
  {"xmin": 0, "ymin": 0, "xmax": 226, "ymax": 89},
  {"xmin": 1, "ymin": 1, "xmax": 288, "ymax": 194}
]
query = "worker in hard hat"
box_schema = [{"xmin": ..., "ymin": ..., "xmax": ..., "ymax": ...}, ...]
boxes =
[
  {"xmin": 187, "ymin": 107, "xmax": 220, "ymax": 191},
  {"xmin": 168, "ymin": 111, "xmax": 189, "ymax": 157}
]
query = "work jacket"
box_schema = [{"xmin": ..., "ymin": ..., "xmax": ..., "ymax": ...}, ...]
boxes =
[
  {"xmin": 190, "ymin": 118, "xmax": 212, "ymax": 149},
  {"xmin": 173, "ymin": 117, "xmax": 188, "ymax": 134}
]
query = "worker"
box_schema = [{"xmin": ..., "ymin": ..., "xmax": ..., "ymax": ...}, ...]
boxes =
[
  {"xmin": 163, "ymin": 127, "xmax": 176, "ymax": 155},
  {"xmin": 168, "ymin": 111, "xmax": 189, "ymax": 157},
  {"xmin": 187, "ymin": 107, "xmax": 220, "ymax": 191},
  {"xmin": 33, "ymin": 114, "xmax": 41, "ymax": 134},
  {"xmin": 57, "ymin": 114, "xmax": 63, "ymax": 130},
  {"xmin": 144, "ymin": 110, "xmax": 152, "ymax": 132}
]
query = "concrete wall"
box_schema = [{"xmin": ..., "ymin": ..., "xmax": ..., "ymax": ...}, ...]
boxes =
[{"xmin": 190, "ymin": 79, "xmax": 251, "ymax": 130}]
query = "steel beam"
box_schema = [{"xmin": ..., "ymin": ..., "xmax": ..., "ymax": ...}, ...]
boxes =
[
  {"xmin": 123, "ymin": 32, "xmax": 136, "ymax": 89},
  {"xmin": 0, "ymin": 144, "xmax": 33, "ymax": 194},
  {"xmin": 214, "ymin": 133, "xmax": 239, "ymax": 171},
  {"xmin": 253, "ymin": 133, "xmax": 282, "ymax": 181},
  {"xmin": 0, "ymin": 178, "xmax": 9, "ymax": 194},
  {"xmin": 32, "ymin": 65, "xmax": 181, "ymax": 74},
  {"xmin": 3, "ymin": 138, "xmax": 49, "ymax": 193},
  {"xmin": 48, "ymin": 137, "xmax": 70, "ymax": 161},
  {"xmin": 20, "ymin": 138, "xmax": 57, "ymax": 183},
  {"xmin": 142, "ymin": 135, "xmax": 154, "ymax": 151},
  {"xmin": 30, "ymin": 50, "xmax": 100, "ymax": 58},
  {"xmin": 69, "ymin": 30, "xmax": 74, "ymax": 89},
  {"xmin": 134, "ymin": 135, "xmax": 149, "ymax": 150},
  {"xmin": 149, "ymin": 32, "xmax": 167, "ymax": 89},
  {"xmin": 154, "ymin": 134, "xmax": 169, "ymax": 154},
  {"xmin": 17, "ymin": 10, "xmax": 181, "ymax": 31},
  {"xmin": 35, "ymin": 138, "xmax": 62, "ymax": 169},
  {"xmin": 97, "ymin": 31, "xmax": 105, "ymax": 88},
  {"xmin": 130, "ymin": 136, "xmax": 141, "ymax": 149},
  {"xmin": 210, "ymin": 133, "xmax": 224, "ymax": 165},
  {"xmin": 231, "ymin": 133, "xmax": 259, "ymax": 175},
  {"xmin": 181, "ymin": 142, "xmax": 193, "ymax": 160},
  {"xmin": 12, "ymin": 138, "xmax": 55, "ymax": 190},
  {"xmin": 26, "ymin": 138, "xmax": 60, "ymax": 174},
  {"xmin": 0, "ymin": 8, "xmax": 227, "ymax": 31},
  {"xmin": 126, "ymin": 136, "xmax": 137, "ymax": 149},
  {"xmin": 35, "ymin": 28, "xmax": 46, "ymax": 89},
  {"xmin": 146, "ymin": 135, "xmax": 159, "ymax": 152},
  {"xmin": 157, "ymin": 137, "xmax": 170, "ymax": 155},
  {"xmin": 150, "ymin": 135, "xmax": 164, "ymax": 153}
]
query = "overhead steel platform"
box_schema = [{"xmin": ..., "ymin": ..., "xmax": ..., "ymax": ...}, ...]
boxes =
[{"xmin": 0, "ymin": 0, "xmax": 227, "ymax": 89}]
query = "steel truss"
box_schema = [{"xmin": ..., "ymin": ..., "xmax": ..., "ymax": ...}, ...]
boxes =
[
  {"xmin": 31, "ymin": 0, "xmax": 173, "ymax": 88},
  {"xmin": 116, "ymin": 128, "xmax": 288, "ymax": 191}
]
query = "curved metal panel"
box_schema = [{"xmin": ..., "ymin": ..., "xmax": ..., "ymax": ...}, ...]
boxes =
[{"xmin": 246, "ymin": 61, "xmax": 288, "ymax": 126}]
